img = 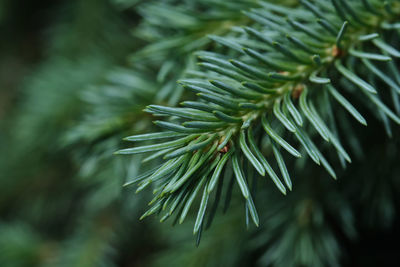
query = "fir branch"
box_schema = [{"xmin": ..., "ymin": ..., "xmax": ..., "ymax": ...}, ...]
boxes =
[{"xmin": 117, "ymin": 0, "xmax": 400, "ymax": 237}]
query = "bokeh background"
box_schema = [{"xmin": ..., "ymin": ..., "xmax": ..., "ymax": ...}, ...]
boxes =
[{"xmin": 0, "ymin": 0, "xmax": 399, "ymax": 266}]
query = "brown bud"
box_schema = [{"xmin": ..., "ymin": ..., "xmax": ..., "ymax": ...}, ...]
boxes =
[
  {"xmin": 219, "ymin": 144, "xmax": 229, "ymax": 153},
  {"xmin": 292, "ymin": 84, "xmax": 304, "ymax": 99},
  {"xmin": 332, "ymin": 45, "xmax": 342, "ymax": 58}
]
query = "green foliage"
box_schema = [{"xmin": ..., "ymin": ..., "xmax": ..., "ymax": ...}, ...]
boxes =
[
  {"xmin": 1, "ymin": 0, "xmax": 400, "ymax": 266},
  {"xmin": 118, "ymin": 0, "xmax": 400, "ymax": 238}
]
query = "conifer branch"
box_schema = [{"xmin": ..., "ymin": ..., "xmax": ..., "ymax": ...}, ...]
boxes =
[{"xmin": 117, "ymin": 0, "xmax": 400, "ymax": 237}]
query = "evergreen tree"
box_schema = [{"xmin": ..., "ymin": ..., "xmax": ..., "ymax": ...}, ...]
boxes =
[{"xmin": 0, "ymin": 0, "xmax": 400, "ymax": 266}]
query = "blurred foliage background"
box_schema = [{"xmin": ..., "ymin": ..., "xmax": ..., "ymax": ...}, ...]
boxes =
[{"xmin": 0, "ymin": 0, "xmax": 399, "ymax": 266}]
